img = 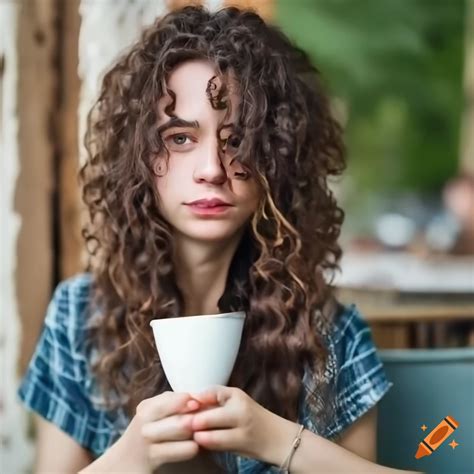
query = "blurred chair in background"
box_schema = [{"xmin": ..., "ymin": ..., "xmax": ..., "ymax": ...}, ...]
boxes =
[{"xmin": 376, "ymin": 348, "xmax": 474, "ymax": 473}]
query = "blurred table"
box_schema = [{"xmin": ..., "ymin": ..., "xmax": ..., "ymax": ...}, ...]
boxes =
[
  {"xmin": 334, "ymin": 252, "xmax": 474, "ymax": 349},
  {"xmin": 336, "ymin": 251, "xmax": 474, "ymax": 293}
]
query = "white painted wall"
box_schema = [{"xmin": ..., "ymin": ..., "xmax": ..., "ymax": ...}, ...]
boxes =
[{"xmin": 0, "ymin": 2, "xmax": 34, "ymax": 473}]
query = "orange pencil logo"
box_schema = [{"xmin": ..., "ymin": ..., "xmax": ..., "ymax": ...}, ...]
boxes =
[{"xmin": 415, "ymin": 415, "xmax": 459, "ymax": 459}]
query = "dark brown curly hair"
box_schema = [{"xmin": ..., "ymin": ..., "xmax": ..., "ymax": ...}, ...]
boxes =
[{"xmin": 80, "ymin": 5, "xmax": 346, "ymax": 426}]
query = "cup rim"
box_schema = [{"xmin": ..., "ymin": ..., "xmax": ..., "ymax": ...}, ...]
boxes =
[{"xmin": 150, "ymin": 311, "xmax": 246, "ymax": 326}]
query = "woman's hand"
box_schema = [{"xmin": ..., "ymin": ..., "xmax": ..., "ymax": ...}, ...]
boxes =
[
  {"xmin": 189, "ymin": 385, "xmax": 295, "ymax": 465},
  {"xmin": 111, "ymin": 391, "xmax": 204, "ymax": 473}
]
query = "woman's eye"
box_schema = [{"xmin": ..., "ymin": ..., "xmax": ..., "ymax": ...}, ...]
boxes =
[
  {"xmin": 226, "ymin": 135, "xmax": 241, "ymax": 151},
  {"xmin": 170, "ymin": 134, "xmax": 191, "ymax": 145}
]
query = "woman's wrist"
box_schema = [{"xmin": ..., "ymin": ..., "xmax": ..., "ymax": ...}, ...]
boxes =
[
  {"xmin": 259, "ymin": 414, "xmax": 302, "ymax": 468},
  {"xmin": 279, "ymin": 424, "xmax": 305, "ymax": 472}
]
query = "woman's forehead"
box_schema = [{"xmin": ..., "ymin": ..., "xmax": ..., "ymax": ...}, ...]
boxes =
[{"xmin": 157, "ymin": 59, "xmax": 240, "ymax": 126}]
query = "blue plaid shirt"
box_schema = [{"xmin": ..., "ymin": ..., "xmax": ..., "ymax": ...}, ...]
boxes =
[{"xmin": 18, "ymin": 273, "xmax": 392, "ymax": 472}]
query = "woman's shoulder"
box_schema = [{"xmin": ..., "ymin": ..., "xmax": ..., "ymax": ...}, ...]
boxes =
[
  {"xmin": 51, "ymin": 272, "xmax": 94, "ymax": 303},
  {"xmin": 39, "ymin": 272, "xmax": 97, "ymax": 357},
  {"xmin": 311, "ymin": 301, "xmax": 374, "ymax": 368},
  {"xmin": 46, "ymin": 272, "xmax": 95, "ymax": 325},
  {"xmin": 41, "ymin": 272, "xmax": 98, "ymax": 358},
  {"xmin": 329, "ymin": 302, "xmax": 371, "ymax": 346},
  {"xmin": 329, "ymin": 303, "xmax": 393, "ymax": 436},
  {"xmin": 322, "ymin": 302, "xmax": 388, "ymax": 384},
  {"xmin": 301, "ymin": 302, "xmax": 393, "ymax": 439},
  {"xmin": 17, "ymin": 271, "xmax": 127, "ymax": 457}
]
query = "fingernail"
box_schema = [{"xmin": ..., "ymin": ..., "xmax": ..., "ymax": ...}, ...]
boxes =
[{"xmin": 187, "ymin": 400, "xmax": 199, "ymax": 410}]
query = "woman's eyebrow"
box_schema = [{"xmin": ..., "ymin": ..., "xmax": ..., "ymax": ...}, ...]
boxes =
[{"xmin": 157, "ymin": 116, "xmax": 200, "ymax": 133}]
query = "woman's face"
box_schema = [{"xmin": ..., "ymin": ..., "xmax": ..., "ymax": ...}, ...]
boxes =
[{"xmin": 155, "ymin": 59, "xmax": 261, "ymax": 243}]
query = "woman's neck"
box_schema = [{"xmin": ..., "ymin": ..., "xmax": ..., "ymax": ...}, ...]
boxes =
[{"xmin": 173, "ymin": 229, "xmax": 245, "ymax": 316}]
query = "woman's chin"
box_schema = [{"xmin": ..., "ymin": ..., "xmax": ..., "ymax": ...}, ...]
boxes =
[{"xmin": 178, "ymin": 225, "xmax": 245, "ymax": 243}]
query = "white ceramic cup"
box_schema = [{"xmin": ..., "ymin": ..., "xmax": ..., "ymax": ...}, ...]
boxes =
[{"xmin": 150, "ymin": 311, "xmax": 246, "ymax": 393}]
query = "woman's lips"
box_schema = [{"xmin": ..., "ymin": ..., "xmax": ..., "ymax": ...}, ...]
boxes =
[{"xmin": 185, "ymin": 203, "xmax": 233, "ymax": 216}]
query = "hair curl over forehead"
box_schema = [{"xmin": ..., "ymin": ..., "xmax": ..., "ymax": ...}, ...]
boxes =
[{"xmin": 80, "ymin": 5, "xmax": 346, "ymax": 427}]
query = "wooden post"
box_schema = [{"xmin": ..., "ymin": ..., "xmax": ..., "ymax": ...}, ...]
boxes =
[
  {"xmin": 58, "ymin": 0, "xmax": 82, "ymax": 280},
  {"xmin": 15, "ymin": 0, "xmax": 57, "ymax": 374}
]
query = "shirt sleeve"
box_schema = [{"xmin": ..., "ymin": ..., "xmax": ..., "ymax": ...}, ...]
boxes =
[
  {"xmin": 17, "ymin": 277, "xmax": 106, "ymax": 455},
  {"xmin": 325, "ymin": 304, "xmax": 393, "ymax": 439}
]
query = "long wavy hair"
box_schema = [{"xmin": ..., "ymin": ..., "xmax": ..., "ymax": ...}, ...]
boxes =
[{"xmin": 80, "ymin": 5, "xmax": 346, "ymax": 426}]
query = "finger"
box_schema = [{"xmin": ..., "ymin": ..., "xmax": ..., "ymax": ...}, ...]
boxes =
[
  {"xmin": 190, "ymin": 386, "xmax": 232, "ymax": 406},
  {"xmin": 193, "ymin": 428, "xmax": 241, "ymax": 452},
  {"xmin": 137, "ymin": 392, "xmax": 199, "ymax": 421},
  {"xmin": 141, "ymin": 413, "xmax": 194, "ymax": 442},
  {"xmin": 148, "ymin": 440, "xmax": 200, "ymax": 466},
  {"xmin": 191, "ymin": 406, "xmax": 237, "ymax": 431},
  {"xmin": 177, "ymin": 398, "xmax": 201, "ymax": 414},
  {"xmin": 191, "ymin": 392, "xmax": 218, "ymax": 405}
]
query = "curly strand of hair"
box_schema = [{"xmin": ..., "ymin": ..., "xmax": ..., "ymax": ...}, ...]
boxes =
[{"xmin": 251, "ymin": 176, "xmax": 306, "ymax": 293}]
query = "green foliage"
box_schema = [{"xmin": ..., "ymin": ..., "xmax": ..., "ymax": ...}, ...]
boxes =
[{"xmin": 276, "ymin": 0, "xmax": 465, "ymax": 195}]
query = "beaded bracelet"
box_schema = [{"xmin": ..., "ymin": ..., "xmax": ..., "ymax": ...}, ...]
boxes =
[{"xmin": 279, "ymin": 424, "xmax": 305, "ymax": 473}]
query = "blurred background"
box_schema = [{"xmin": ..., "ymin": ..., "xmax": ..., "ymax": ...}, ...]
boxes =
[{"xmin": 1, "ymin": 0, "xmax": 473, "ymax": 472}]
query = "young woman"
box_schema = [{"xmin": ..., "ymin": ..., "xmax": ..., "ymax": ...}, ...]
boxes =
[{"xmin": 18, "ymin": 6, "xmax": 415, "ymax": 473}]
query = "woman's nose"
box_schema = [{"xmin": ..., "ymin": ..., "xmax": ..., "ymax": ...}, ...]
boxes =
[{"xmin": 192, "ymin": 139, "xmax": 228, "ymax": 185}]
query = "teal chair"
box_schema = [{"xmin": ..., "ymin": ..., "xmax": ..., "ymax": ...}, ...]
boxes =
[{"xmin": 376, "ymin": 348, "xmax": 474, "ymax": 473}]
